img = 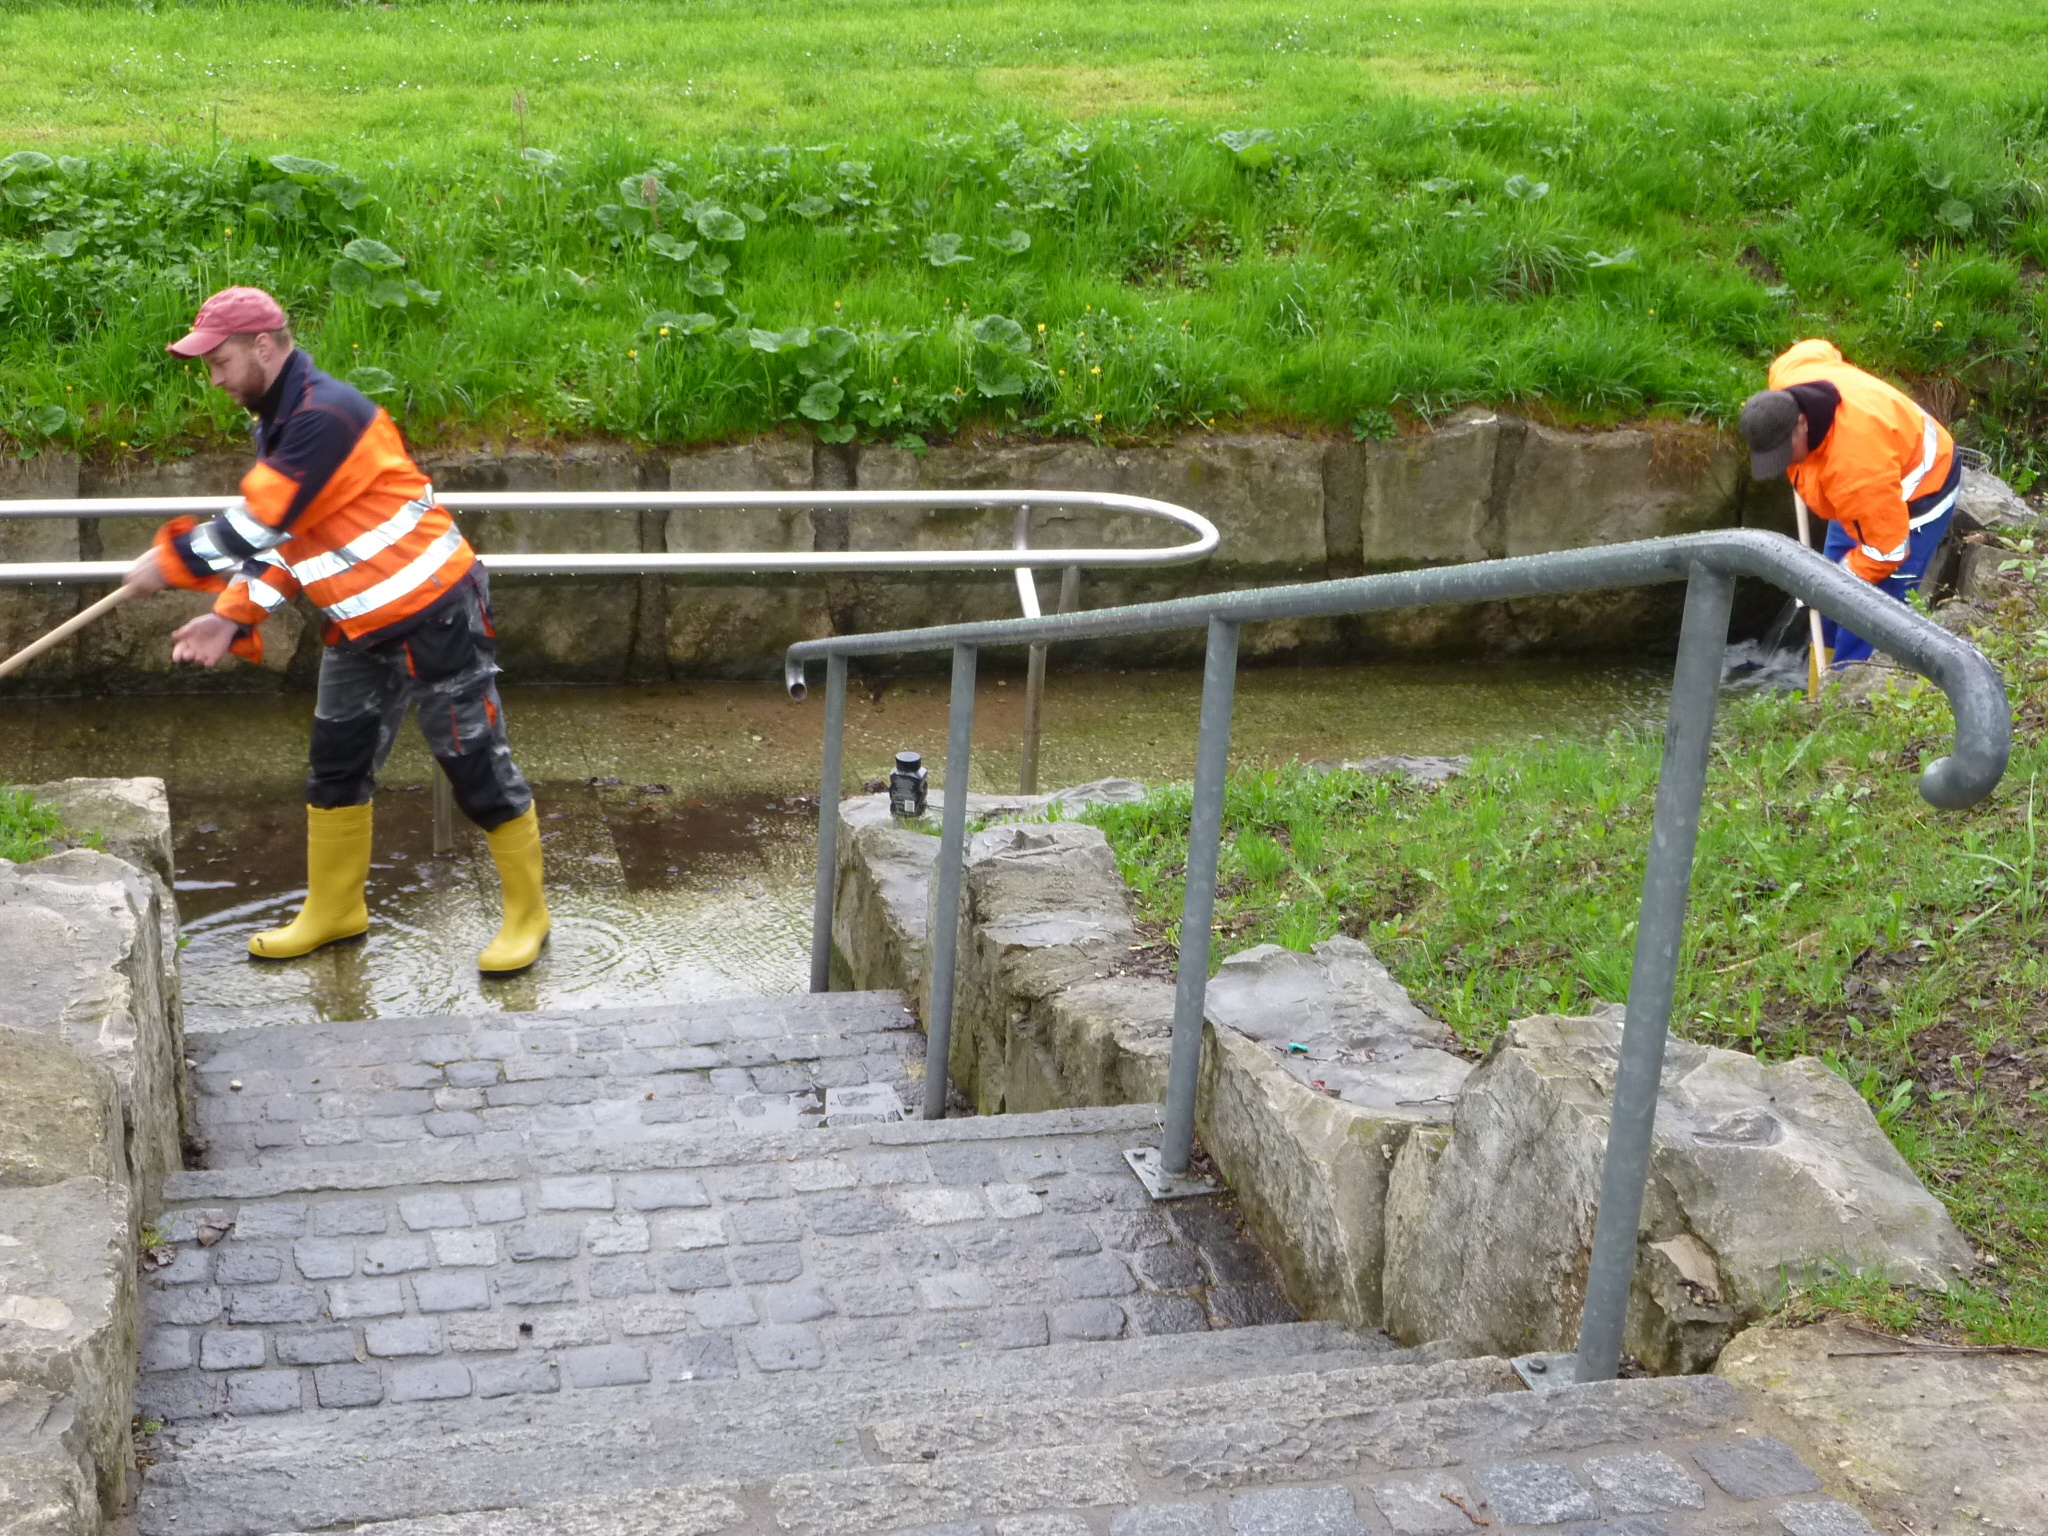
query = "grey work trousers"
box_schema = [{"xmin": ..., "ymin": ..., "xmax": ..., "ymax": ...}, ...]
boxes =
[{"xmin": 305, "ymin": 570, "xmax": 533, "ymax": 831}]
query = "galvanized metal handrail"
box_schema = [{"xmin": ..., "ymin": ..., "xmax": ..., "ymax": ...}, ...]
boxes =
[
  {"xmin": 785, "ymin": 527, "xmax": 2011, "ymax": 1385},
  {"xmin": 0, "ymin": 488, "xmax": 1218, "ymax": 800},
  {"xmin": 0, "ymin": 490, "xmax": 1219, "ymax": 582}
]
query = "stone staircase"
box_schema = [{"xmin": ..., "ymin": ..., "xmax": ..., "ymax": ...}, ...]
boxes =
[{"xmin": 134, "ymin": 993, "xmax": 1873, "ymax": 1536}]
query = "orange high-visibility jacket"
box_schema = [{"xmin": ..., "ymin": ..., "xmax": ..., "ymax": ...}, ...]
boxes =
[
  {"xmin": 1766, "ymin": 339, "xmax": 1954, "ymax": 584},
  {"xmin": 153, "ymin": 349, "xmax": 474, "ymax": 663}
]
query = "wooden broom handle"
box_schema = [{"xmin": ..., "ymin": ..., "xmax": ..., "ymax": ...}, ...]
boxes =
[{"xmin": 0, "ymin": 583, "xmax": 146, "ymax": 681}]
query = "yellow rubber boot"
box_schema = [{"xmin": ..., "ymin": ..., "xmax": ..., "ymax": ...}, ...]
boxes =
[
  {"xmin": 249, "ymin": 804, "xmax": 372, "ymax": 959},
  {"xmin": 478, "ymin": 804, "xmax": 550, "ymax": 974}
]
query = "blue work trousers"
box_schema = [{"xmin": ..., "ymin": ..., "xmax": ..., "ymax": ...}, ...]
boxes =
[{"xmin": 1819, "ymin": 460, "xmax": 1962, "ymax": 666}]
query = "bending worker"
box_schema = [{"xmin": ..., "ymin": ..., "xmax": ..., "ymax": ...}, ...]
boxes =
[
  {"xmin": 1740, "ymin": 338, "xmax": 1960, "ymax": 667},
  {"xmin": 124, "ymin": 286, "xmax": 549, "ymax": 973}
]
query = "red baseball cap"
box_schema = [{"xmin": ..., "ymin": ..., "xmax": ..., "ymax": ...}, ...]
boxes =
[{"xmin": 166, "ymin": 287, "xmax": 290, "ymax": 358}]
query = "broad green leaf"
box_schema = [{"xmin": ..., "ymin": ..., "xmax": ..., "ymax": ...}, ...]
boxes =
[
  {"xmin": 28, "ymin": 405, "xmax": 67, "ymax": 436},
  {"xmin": 367, "ymin": 278, "xmax": 412, "ymax": 309},
  {"xmin": 971, "ymin": 313, "xmax": 1029, "ymax": 353},
  {"xmin": 1504, "ymin": 174, "xmax": 1550, "ymax": 202},
  {"xmin": 1586, "ymin": 247, "xmax": 1638, "ymax": 269},
  {"xmin": 403, "ymin": 279, "xmax": 442, "ymax": 306},
  {"xmin": 4, "ymin": 185, "xmax": 49, "ymax": 207},
  {"xmin": 695, "ymin": 205, "xmax": 747, "ymax": 242},
  {"xmin": 748, "ymin": 328, "xmax": 787, "ymax": 353},
  {"xmin": 1218, "ymin": 128, "xmax": 1278, "ymax": 168},
  {"xmin": 740, "ymin": 202, "xmax": 768, "ymax": 223},
  {"xmin": 329, "ymin": 258, "xmax": 374, "ymax": 298},
  {"xmin": 1, "ymin": 151, "xmax": 56, "ymax": 174},
  {"xmin": 646, "ymin": 233, "xmax": 699, "ymax": 262},
  {"xmin": 347, "ymin": 366, "xmax": 399, "ymax": 397},
  {"xmin": 268, "ymin": 153, "xmax": 337, "ymax": 178},
  {"xmin": 796, "ymin": 380, "xmax": 845, "ymax": 421},
  {"xmin": 645, "ymin": 309, "xmax": 718, "ymax": 337},
  {"xmin": 522, "ymin": 147, "xmax": 559, "ymax": 167},
  {"xmin": 987, "ymin": 229, "xmax": 1031, "ymax": 254},
  {"xmin": 40, "ymin": 229, "xmax": 82, "ymax": 258},
  {"xmin": 816, "ymin": 420, "xmax": 858, "ymax": 444},
  {"xmin": 803, "ymin": 325, "xmax": 858, "ymax": 370},
  {"xmin": 923, "ymin": 232, "xmax": 973, "ymax": 267},
  {"xmin": 1938, "ymin": 198, "xmax": 1975, "ymax": 232},
  {"xmin": 341, "ymin": 238, "xmax": 405, "ymax": 271},
  {"xmin": 56, "ymin": 156, "xmax": 88, "ymax": 179},
  {"xmin": 1417, "ymin": 177, "xmax": 1463, "ymax": 195},
  {"xmin": 790, "ymin": 194, "xmax": 835, "ymax": 220},
  {"xmin": 970, "ymin": 354, "xmax": 1024, "ymax": 397},
  {"xmin": 683, "ymin": 270, "xmax": 726, "ymax": 298}
]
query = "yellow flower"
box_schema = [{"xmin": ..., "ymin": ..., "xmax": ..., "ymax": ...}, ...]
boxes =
[
  {"xmin": 1057, "ymin": 369, "xmax": 1066, "ymax": 377},
  {"xmin": 1037, "ymin": 322, "xmax": 1047, "ymax": 333},
  {"xmin": 1090, "ymin": 365, "xmax": 1101, "ymax": 376},
  {"xmin": 659, "ymin": 326, "xmax": 671, "ymax": 337},
  {"xmin": 1085, "ymin": 304, "xmax": 1092, "ymax": 313},
  {"xmin": 834, "ymin": 300, "xmax": 843, "ymax": 310},
  {"xmin": 628, "ymin": 348, "xmax": 639, "ymax": 360},
  {"xmin": 119, "ymin": 440, "xmax": 129, "ymax": 448},
  {"xmin": 352, "ymin": 343, "xmax": 361, "ymax": 352},
  {"xmin": 1093, "ymin": 413, "xmax": 1103, "ymax": 423},
  {"xmin": 1933, "ymin": 320, "xmax": 1944, "ymax": 331}
]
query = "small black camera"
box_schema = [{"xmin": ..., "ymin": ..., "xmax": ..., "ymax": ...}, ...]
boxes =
[{"xmin": 888, "ymin": 751, "xmax": 928, "ymax": 819}]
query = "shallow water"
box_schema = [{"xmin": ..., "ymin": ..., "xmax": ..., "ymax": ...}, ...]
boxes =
[{"xmin": 0, "ymin": 661, "xmax": 1669, "ymax": 1028}]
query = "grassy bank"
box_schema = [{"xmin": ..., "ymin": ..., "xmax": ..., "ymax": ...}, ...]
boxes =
[
  {"xmin": 0, "ymin": 784, "xmax": 65, "ymax": 862},
  {"xmin": 1083, "ymin": 564, "xmax": 2048, "ymax": 1346},
  {"xmin": 0, "ymin": 1, "xmax": 2043, "ymax": 471}
]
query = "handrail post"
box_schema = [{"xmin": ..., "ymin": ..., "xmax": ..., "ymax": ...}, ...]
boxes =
[
  {"xmin": 1160, "ymin": 618, "xmax": 1240, "ymax": 1176},
  {"xmin": 922, "ymin": 643, "xmax": 979, "ymax": 1118},
  {"xmin": 1019, "ymin": 563, "xmax": 1080, "ymax": 795},
  {"xmin": 1572, "ymin": 563, "xmax": 1734, "ymax": 1381},
  {"xmin": 807, "ymin": 653, "xmax": 849, "ymax": 993}
]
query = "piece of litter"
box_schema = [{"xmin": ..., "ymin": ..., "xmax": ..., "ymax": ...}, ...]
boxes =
[{"xmin": 1286, "ymin": 1042, "xmax": 1309, "ymax": 1054}]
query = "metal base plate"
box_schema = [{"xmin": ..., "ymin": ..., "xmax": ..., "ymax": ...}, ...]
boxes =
[
  {"xmin": 1124, "ymin": 1147, "xmax": 1220, "ymax": 1202},
  {"xmin": 1511, "ymin": 1352, "xmax": 1581, "ymax": 1393}
]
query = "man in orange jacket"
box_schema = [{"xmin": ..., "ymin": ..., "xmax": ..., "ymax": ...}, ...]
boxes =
[
  {"xmin": 1740, "ymin": 338, "xmax": 1961, "ymax": 667},
  {"xmin": 124, "ymin": 286, "xmax": 550, "ymax": 974}
]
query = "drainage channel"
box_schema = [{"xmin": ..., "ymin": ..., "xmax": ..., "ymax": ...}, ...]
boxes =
[{"xmin": 0, "ymin": 661, "xmax": 1667, "ymax": 1030}]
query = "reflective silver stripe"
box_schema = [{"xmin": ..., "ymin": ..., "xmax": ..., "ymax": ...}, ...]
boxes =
[
  {"xmin": 1899, "ymin": 415, "xmax": 1940, "ymax": 499},
  {"xmin": 289, "ymin": 497, "xmax": 431, "ymax": 584},
  {"xmin": 320, "ymin": 525, "xmax": 464, "ymax": 622},
  {"xmin": 256, "ymin": 550, "xmax": 291, "ymax": 571},
  {"xmin": 184, "ymin": 522, "xmax": 238, "ymax": 574},
  {"xmin": 1909, "ymin": 482, "xmax": 1959, "ymax": 529},
  {"xmin": 224, "ymin": 502, "xmax": 285, "ymax": 553},
  {"xmin": 1859, "ymin": 537, "xmax": 1911, "ymax": 563},
  {"xmin": 230, "ymin": 574, "xmax": 289, "ymax": 612}
]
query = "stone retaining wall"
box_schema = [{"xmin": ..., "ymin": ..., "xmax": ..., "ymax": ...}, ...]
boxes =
[
  {"xmin": 0, "ymin": 779, "xmax": 188, "ymax": 1532},
  {"xmin": 831, "ymin": 785, "xmax": 1972, "ymax": 1373},
  {"xmin": 1, "ymin": 416, "xmax": 1785, "ymax": 692}
]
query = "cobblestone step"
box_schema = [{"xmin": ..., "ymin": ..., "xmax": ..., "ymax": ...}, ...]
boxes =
[
  {"xmin": 186, "ymin": 993, "xmax": 923, "ymax": 1167},
  {"xmin": 139, "ymin": 1101, "xmax": 1404, "ymax": 1535},
  {"xmin": 249, "ymin": 1375, "xmax": 1870, "ymax": 1536}
]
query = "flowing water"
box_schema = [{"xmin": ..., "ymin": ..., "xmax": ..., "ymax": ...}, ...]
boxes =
[{"xmin": 0, "ymin": 662, "xmax": 1670, "ymax": 1029}]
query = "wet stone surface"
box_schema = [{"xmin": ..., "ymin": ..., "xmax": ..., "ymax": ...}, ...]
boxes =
[
  {"xmin": 186, "ymin": 994, "xmax": 922, "ymax": 1167},
  {"xmin": 138, "ymin": 1111, "xmax": 1296, "ymax": 1424}
]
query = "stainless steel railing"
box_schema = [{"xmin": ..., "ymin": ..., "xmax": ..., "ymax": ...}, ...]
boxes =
[
  {"xmin": 785, "ymin": 528, "xmax": 2011, "ymax": 1385},
  {"xmin": 0, "ymin": 488, "xmax": 1219, "ymax": 799}
]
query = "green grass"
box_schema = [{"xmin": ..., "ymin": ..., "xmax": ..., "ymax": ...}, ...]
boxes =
[
  {"xmin": 1082, "ymin": 572, "xmax": 2048, "ymax": 1347},
  {"xmin": 0, "ymin": 1, "xmax": 2044, "ymax": 471},
  {"xmin": 0, "ymin": 784, "xmax": 66, "ymax": 861}
]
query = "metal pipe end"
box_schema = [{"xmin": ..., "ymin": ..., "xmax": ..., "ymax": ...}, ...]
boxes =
[
  {"xmin": 785, "ymin": 658, "xmax": 808, "ymax": 701},
  {"xmin": 1918, "ymin": 754, "xmax": 1996, "ymax": 811}
]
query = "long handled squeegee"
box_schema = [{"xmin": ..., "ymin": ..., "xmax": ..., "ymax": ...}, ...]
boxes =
[{"xmin": 0, "ymin": 583, "xmax": 144, "ymax": 681}]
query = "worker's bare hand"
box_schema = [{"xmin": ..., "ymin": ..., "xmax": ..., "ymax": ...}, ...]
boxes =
[
  {"xmin": 170, "ymin": 613, "xmax": 240, "ymax": 669},
  {"xmin": 125, "ymin": 549, "xmax": 169, "ymax": 595}
]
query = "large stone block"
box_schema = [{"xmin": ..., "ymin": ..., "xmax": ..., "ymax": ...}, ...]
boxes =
[
  {"xmin": 0, "ymin": 1177, "xmax": 137, "ymax": 1518},
  {"xmin": 1718, "ymin": 1318, "xmax": 2048, "ymax": 1531},
  {"xmin": 14, "ymin": 778, "xmax": 175, "ymax": 890},
  {"xmin": 428, "ymin": 445, "xmax": 659, "ymax": 681},
  {"xmin": 1499, "ymin": 421, "xmax": 1742, "ymax": 558},
  {"xmin": 1381, "ymin": 1013, "xmax": 1972, "ymax": 1372},
  {"xmin": 1359, "ymin": 411, "xmax": 1504, "ymax": 568},
  {"xmin": 943, "ymin": 821, "xmax": 1138, "ymax": 1112},
  {"xmin": 0, "ymin": 1415, "xmax": 98, "ymax": 1536},
  {"xmin": 831, "ymin": 796, "xmax": 941, "ymax": 997},
  {"xmin": 0, "ymin": 1027, "xmax": 123, "ymax": 1191},
  {"xmin": 667, "ymin": 437, "xmax": 829, "ymax": 676},
  {"xmin": 1194, "ymin": 938, "xmax": 1471, "ymax": 1326},
  {"xmin": 0, "ymin": 850, "xmax": 183, "ymax": 1208}
]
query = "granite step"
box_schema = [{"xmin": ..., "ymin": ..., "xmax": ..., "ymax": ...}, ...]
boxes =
[
  {"xmin": 246, "ymin": 1373, "xmax": 1871, "ymax": 1536},
  {"xmin": 185, "ymin": 993, "xmax": 924, "ymax": 1168}
]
